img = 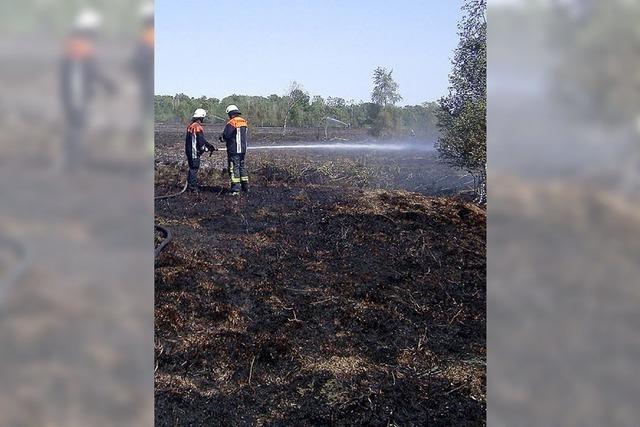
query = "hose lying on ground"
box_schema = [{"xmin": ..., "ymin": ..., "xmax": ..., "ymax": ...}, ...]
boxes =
[
  {"xmin": 155, "ymin": 178, "xmax": 188, "ymax": 200},
  {"xmin": 154, "ymin": 224, "xmax": 173, "ymax": 258},
  {"xmin": 0, "ymin": 234, "xmax": 31, "ymax": 304}
]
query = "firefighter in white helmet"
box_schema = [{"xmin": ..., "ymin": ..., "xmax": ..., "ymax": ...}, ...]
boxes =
[
  {"xmin": 60, "ymin": 9, "xmax": 116, "ymax": 168},
  {"xmin": 219, "ymin": 105, "xmax": 249, "ymax": 195},
  {"xmin": 185, "ymin": 108, "xmax": 216, "ymax": 190}
]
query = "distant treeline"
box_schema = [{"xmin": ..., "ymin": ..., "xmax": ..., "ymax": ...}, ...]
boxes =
[{"xmin": 155, "ymin": 94, "xmax": 440, "ymax": 139}]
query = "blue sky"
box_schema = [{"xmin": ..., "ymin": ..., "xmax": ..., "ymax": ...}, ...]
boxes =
[{"xmin": 155, "ymin": 0, "xmax": 463, "ymax": 105}]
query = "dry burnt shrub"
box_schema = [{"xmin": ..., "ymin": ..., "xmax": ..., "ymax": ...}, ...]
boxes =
[{"xmin": 257, "ymin": 154, "xmax": 379, "ymax": 188}]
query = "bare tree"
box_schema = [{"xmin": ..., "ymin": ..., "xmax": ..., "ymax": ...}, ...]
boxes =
[{"xmin": 283, "ymin": 81, "xmax": 309, "ymax": 135}]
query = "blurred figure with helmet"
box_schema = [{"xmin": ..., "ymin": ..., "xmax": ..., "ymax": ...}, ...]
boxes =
[{"xmin": 60, "ymin": 9, "xmax": 116, "ymax": 170}]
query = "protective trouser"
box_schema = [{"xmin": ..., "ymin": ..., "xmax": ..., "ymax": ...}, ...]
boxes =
[
  {"xmin": 186, "ymin": 147, "xmax": 200, "ymax": 189},
  {"xmin": 228, "ymin": 153, "xmax": 248, "ymax": 192},
  {"xmin": 63, "ymin": 121, "xmax": 85, "ymax": 169},
  {"xmin": 187, "ymin": 165, "xmax": 199, "ymax": 189},
  {"xmin": 62, "ymin": 96, "xmax": 88, "ymax": 170}
]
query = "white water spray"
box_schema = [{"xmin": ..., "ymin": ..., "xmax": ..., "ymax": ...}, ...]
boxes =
[
  {"xmin": 215, "ymin": 142, "xmax": 433, "ymax": 152},
  {"xmin": 250, "ymin": 143, "xmax": 410, "ymax": 151}
]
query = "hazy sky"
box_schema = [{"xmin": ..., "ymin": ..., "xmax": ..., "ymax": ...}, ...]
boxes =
[{"xmin": 155, "ymin": 0, "xmax": 464, "ymax": 105}]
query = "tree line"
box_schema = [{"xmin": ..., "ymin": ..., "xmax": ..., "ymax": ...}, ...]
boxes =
[{"xmin": 155, "ymin": 90, "xmax": 440, "ymax": 140}]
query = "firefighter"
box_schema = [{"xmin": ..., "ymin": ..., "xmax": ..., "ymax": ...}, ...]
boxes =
[
  {"xmin": 185, "ymin": 108, "xmax": 216, "ymax": 191},
  {"xmin": 60, "ymin": 9, "xmax": 115, "ymax": 168},
  {"xmin": 220, "ymin": 105, "xmax": 249, "ymax": 195}
]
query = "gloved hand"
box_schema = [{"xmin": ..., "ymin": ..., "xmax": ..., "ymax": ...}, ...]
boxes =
[
  {"xmin": 218, "ymin": 136, "xmax": 224, "ymax": 143},
  {"xmin": 205, "ymin": 142, "xmax": 217, "ymax": 156}
]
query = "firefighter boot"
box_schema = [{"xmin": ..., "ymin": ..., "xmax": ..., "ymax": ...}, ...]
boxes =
[{"xmin": 187, "ymin": 168, "xmax": 199, "ymax": 191}]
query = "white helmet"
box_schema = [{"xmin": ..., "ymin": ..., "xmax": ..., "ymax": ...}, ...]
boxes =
[
  {"xmin": 140, "ymin": 2, "xmax": 154, "ymax": 20},
  {"xmin": 74, "ymin": 9, "xmax": 102, "ymax": 31},
  {"xmin": 226, "ymin": 105, "xmax": 240, "ymax": 115},
  {"xmin": 193, "ymin": 108, "xmax": 207, "ymax": 118}
]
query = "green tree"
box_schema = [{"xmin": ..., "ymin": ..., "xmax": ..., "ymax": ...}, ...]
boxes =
[
  {"xmin": 173, "ymin": 93, "xmax": 196, "ymax": 123},
  {"xmin": 371, "ymin": 67, "xmax": 403, "ymax": 107},
  {"xmin": 283, "ymin": 81, "xmax": 309, "ymax": 134},
  {"xmin": 550, "ymin": 1, "xmax": 640, "ymax": 124},
  {"xmin": 326, "ymin": 97, "xmax": 349, "ymax": 124},
  {"xmin": 550, "ymin": 1, "xmax": 640, "ymax": 193},
  {"xmin": 370, "ymin": 67, "xmax": 403, "ymax": 138},
  {"xmin": 436, "ymin": 0, "xmax": 486, "ymax": 203},
  {"xmin": 371, "ymin": 109, "xmax": 395, "ymax": 139},
  {"xmin": 306, "ymin": 95, "xmax": 327, "ymax": 127}
]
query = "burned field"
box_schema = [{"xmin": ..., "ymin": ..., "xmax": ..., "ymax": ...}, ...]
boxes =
[{"xmin": 155, "ymin": 127, "xmax": 486, "ymax": 425}]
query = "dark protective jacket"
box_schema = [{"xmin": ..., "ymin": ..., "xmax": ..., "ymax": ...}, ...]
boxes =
[
  {"xmin": 184, "ymin": 121, "xmax": 211, "ymax": 168},
  {"xmin": 221, "ymin": 115, "xmax": 248, "ymax": 154},
  {"xmin": 60, "ymin": 35, "xmax": 115, "ymax": 126}
]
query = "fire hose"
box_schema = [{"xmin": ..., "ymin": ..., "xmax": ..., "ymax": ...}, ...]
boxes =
[
  {"xmin": 154, "ymin": 224, "xmax": 172, "ymax": 259},
  {"xmin": 154, "ymin": 141, "xmax": 222, "ymax": 259},
  {"xmin": 154, "ymin": 139, "xmax": 222, "ymax": 200},
  {"xmin": 155, "ymin": 178, "xmax": 188, "ymax": 200}
]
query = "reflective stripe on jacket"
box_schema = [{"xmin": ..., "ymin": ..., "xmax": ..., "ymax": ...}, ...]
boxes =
[
  {"xmin": 222, "ymin": 115, "xmax": 248, "ymax": 154},
  {"xmin": 185, "ymin": 121, "xmax": 208, "ymax": 164}
]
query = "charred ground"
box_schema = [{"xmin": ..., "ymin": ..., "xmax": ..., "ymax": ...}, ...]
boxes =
[{"xmin": 155, "ymin": 127, "xmax": 486, "ymax": 425}]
